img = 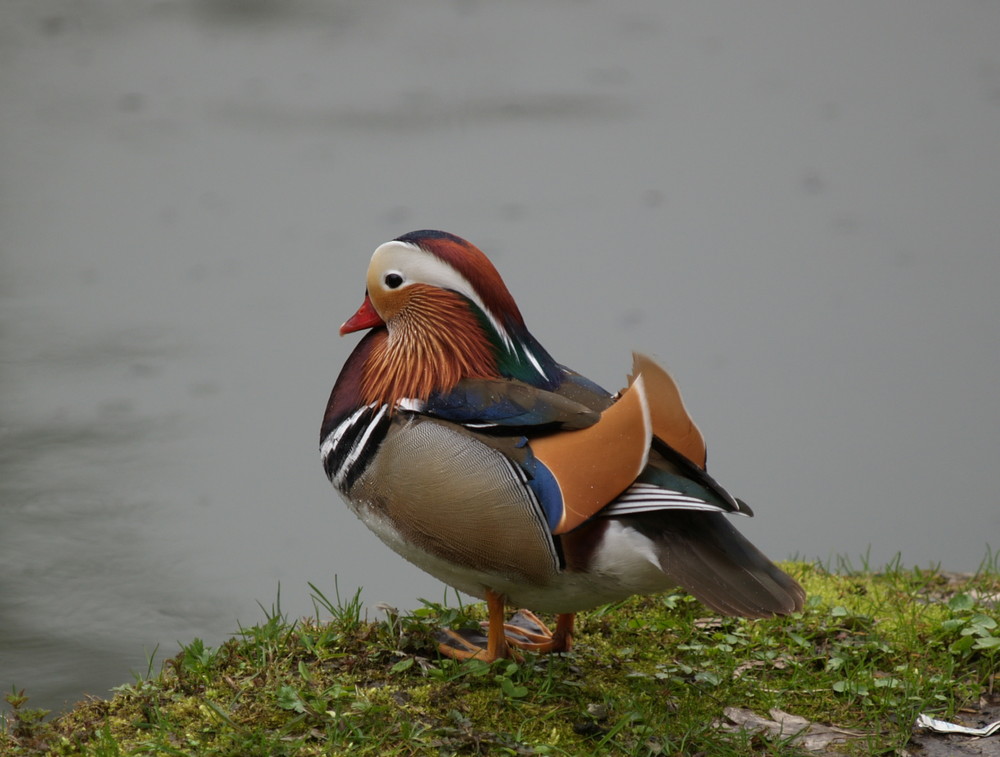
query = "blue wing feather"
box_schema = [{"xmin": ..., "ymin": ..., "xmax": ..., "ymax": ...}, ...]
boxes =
[{"xmin": 423, "ymin": 378, "xmax": 599, "ymax": 429}]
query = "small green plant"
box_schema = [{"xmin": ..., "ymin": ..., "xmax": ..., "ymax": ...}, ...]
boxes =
[
  {"xmin": 2, "ymin": 690, "xmax": 50, "ymax": 747},
  {"xmin": 494, "ymin": 661, "xmax": 529, "ymax": 699},
  {"xmin": 942, "ymin": 592, "xmax": 1000, "ymax": 656},
  {"xmin": 309, "ymin": 577, "xmax": 365, "ymax": 632},
  {"xmin": 178, "ymin": 637, "xmax": 217, "ymax": 679}
]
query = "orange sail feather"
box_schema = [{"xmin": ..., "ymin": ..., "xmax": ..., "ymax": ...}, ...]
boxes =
[
  {"xmin": 531, "ymin": 373, "xmax": 652, "ymax": 534},
  {"xmin": 629, "ymin": 352, "xmax": 706, "ymax": 469}
]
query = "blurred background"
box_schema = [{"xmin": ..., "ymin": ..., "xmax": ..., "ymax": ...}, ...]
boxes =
[{"xmin": 2, "ymin": 0, "xmax": 998, "ymax": 714}]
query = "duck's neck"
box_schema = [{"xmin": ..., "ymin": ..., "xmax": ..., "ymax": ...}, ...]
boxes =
[{"xmin": 361, "ymin": 289, "xmax": 499, "ymax": 407}]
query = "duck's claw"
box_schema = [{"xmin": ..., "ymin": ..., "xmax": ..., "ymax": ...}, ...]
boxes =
[
  {"xmin": 434, "ymin": 590, "xmax": 515, "ymax": 663},
  {"xmin": 501, "ymin": 610, "xmax": 575, "ymax": 654},
  {"xmin": 435, "ymin": 626, "xmax": 519, "ymax": 662},
  {"xmin": 501, "ymin": 610, "xmax": 559, "ymax": 647},
  {"xmin": 433, "ymin": 592, "xmax": 574, "ymax": 662}
]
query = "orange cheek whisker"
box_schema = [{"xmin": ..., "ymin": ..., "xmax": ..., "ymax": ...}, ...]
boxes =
[{"xmin": 359, "ymin": 288, "xmax": 499, "ymax": 408}]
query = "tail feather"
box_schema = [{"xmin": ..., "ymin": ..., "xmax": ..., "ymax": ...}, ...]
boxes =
[{"xmin": 629, "ymin": 511, "xmax": 805, "ymax": 617}]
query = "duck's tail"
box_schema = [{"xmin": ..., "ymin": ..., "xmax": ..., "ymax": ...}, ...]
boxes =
[{"xmin": 632, "ymin": 510, "xmax": 806, "ymax": 617}]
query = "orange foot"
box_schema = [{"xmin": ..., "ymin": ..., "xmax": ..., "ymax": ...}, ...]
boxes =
[{"xmin": 436, "ymin": 590, "xmax": 575, "ymax": 662}]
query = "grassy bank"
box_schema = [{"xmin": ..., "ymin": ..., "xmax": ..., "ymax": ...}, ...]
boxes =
[{"xmin": 3, "ymin": 560, "xmax": 998, "ymax": 756}]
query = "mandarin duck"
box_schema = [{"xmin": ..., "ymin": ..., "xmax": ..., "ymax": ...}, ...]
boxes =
[{"xmin": 321, "ymin": 230, "xmax": 805, "ymax": 662}]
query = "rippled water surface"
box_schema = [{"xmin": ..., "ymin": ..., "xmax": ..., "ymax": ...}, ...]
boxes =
[{"xmin": 2, "ymin": 0, "xmax": 999, "ymax": 713}]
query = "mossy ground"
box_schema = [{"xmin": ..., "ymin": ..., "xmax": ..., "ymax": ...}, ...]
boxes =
[{"xmin": 3, "ymin": 560, "xmax": 998, "ymax": 756}]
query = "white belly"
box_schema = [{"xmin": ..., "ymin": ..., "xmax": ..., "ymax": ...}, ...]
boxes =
[{"xmin": 348, "ymin": 500, "xmax": 675, "ymax": 614}]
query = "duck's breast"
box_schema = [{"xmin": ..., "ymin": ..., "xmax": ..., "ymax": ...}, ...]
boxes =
[{"xmin": 342, "ymin": 415, "xmax": 562, "ymax": 591}]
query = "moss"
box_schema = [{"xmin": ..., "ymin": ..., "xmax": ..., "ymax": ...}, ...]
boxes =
[{"xmin": 3, "ymin": 560, "xmax": 999, "ymax": 756}]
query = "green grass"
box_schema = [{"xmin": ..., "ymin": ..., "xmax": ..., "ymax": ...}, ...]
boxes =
[{"xmin": 2, "ymin": 558, "xmax": 998, "ymax": 756}]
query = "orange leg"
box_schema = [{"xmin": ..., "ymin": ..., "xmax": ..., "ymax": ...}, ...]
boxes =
[
  {"xmin": 436, "ymin": 589, "xmax": 511, "ymax": 662},
  {"xmin": 553, "ymin": 612, "xmax": 575, "ymax": 652},
  {"xmin": 484, "ymin": 589, "xmax": 511, "ymax": 660},
  {"xmin": 436, "ymin": 595, "xmax": 576, "ymax": 661}
]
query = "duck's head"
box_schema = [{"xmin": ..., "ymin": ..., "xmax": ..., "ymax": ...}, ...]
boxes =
[
  {"xmin": 340, "ymin": 230, "xmax": 561, "ymax": 404},
  {"xmin": 340, "ymin": 230, "xmax": 524, "ymax": 340}
]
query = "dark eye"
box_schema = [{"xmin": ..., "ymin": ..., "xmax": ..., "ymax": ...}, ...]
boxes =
[{"xmin": 384, "ymin": 273, "xmax": 404, "ymax": 289}]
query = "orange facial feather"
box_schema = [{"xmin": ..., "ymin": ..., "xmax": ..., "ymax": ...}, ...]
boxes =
[{"xmin": 360, "ymin": 285, "xmax": 499, "ymax": 408}]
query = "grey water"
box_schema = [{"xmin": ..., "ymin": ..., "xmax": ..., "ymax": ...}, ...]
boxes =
[{"xmin": 2, "ymin": 0, "xmax": 999, "ymax": 715}]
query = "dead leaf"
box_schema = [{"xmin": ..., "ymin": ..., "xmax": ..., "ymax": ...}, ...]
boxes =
[{"xmin": 718, "ymin": 707, "xmax": 866, "ymax": 751}]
